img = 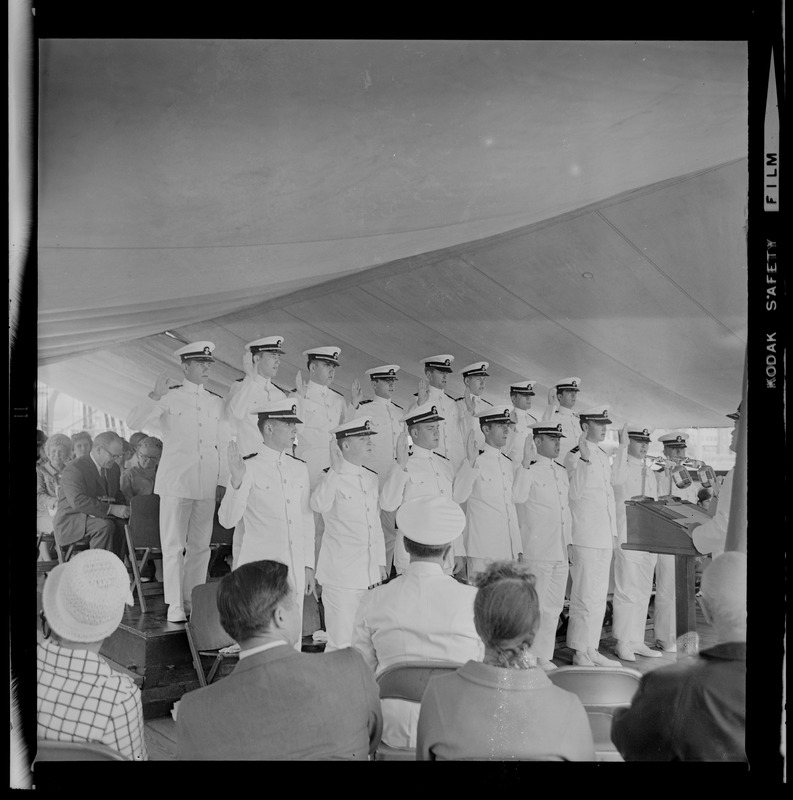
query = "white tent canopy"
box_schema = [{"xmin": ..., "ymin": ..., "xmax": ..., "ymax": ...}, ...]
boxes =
[{"xmin": 37, "ymin": 39, "xmax": 747, "ymax": 428}]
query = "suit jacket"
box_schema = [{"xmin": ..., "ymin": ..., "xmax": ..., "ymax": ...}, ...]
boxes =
[
  {"xmin": 53, "ymin": 455, "xmax": 125, "ymax": 546},
  {"xmin": 176, "ymin": 643, "xmax": 382, "ymax": 760}
]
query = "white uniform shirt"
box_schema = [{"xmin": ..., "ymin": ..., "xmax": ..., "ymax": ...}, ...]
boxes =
[
  {"xmin": 217, "ymin": 446, "xmax": 314, "ymax": 583},
  {"xmin": 512, "ymin": 454, "xmax": 572, "ymax": 561},
  {"xmin": 351, "ymin": 561, "xmax": 483, "ymax": 747},
  {"xmin": 541, "ymin": 404, "xmax": 580, "ymax": 459},
  {"xmin": 311, "ymin": 460, "xmax": 386, "ymax": 589},
  {"xmin": 350, "ymin": 396, "xmax": 405, "ymax": 486},
  {"xmin": 379, "ymin": 447, "xmax": 465, "ymax": 564},
  {"xmin": 453, "ymin": 444, "xmax": 522, "ymax": 560},
  {"xmin": 565, "ymin": 444, "xmax": 618, "ymax": 548},
  {"xmin": 127, "ymin": 381, "xmax": 230, "ymax": 499},
  {"xmin": 611, "ymin": 447, "xmax": 658, "ymax": 544},
  {"xmin": 294, "ymin": 381, "xmax": 347, "ymax": 486},
  {"xmin": 504, "ymin": 406, "xmax": 539, "ymax": 463},
  {"xmin": 224, "ymin": 375, "xmax": 287, "ymax": 457},
  {"xmin": 692, "ymin": 467, "xmax": 734, "ymax": 558},
  {"xmin": 456, "ymin": 395, "xmax": 492, "ymax": 452},
  {"xmin": 407, "ymin": 386, "xmax": 465, "ymax": 469}
]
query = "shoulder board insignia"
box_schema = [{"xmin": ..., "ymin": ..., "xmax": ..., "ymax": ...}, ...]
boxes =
[
  {"xmin": 206, "ymin": 389, "xmax": 223, "ymax": 398},
  {"xmin": 483, "ymin": 398, "xmax": 493, "ymax": 406},
  {"xmin": 393, "ymin": 402, "xmax": 403, "ymax": 410},
  {"xmin": 235, "ymin": 377, "xmax": 244, "ymax": 383},
  {"xmin": 452, "ymin": 395, "xmax": 463, "ymax": 401},
  {"xmin": 273, "ymin": 382, "xmax": 288, "ymax": 394},
  {"xmin": 285, "ymin": 452, "xmax": 307, "ymax": 463},
  {"xmin": 359, "ymin": 399, "xmax": 373, "ymax": 405},
  {"xmin": 501, "ymin": 452, "xmax": 512, "ymax": 461},
  {"xmin": 569, "ymin": 446, "xmax": 580, "ymax": 454},
  {"xmin": 433, "ymin": 451, "xmax": 449, "ymax": 460},
  {"xmin": 554, "ymin": 461, "xmax": 565, "ymax": 468},
  {"xmin": 528, "ymin": 414, "xmax": 538, "ymax": 422},
  {"xmin": 330, "ymin": 387, "xmax": 344, "ymax": 397},
  {"xmin": 529, "ymin": 460, "xmax": 538, "ymax": 466},
  {"xmin": 322, "ymin": 467, "xmax": 331, "ymax": 473},
  {"xmin": 413, "ymin": 392, "xmax": 419, "ymax": 397},
  {"xmin": 478, "ymin": 449, "xmax": 485, "ymax": 456},
  {"xmin": 170, "ymin": 384, "xmax": 183, "ymax": 389},
  {"xmin": 363, "ymin": 465, "xmax": 378, "ymax": 475},
  {"xmin": 242, "ymin": 452, "xmax": 258, "ymax": 460},
  {"xmin": 598, "ymin": 446, "xmax": 606, "ymax": 454}
]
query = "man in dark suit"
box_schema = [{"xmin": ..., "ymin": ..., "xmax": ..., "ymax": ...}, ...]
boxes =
[
  {"xmin": 53, "ymin": 431, "xmax": 129, "ymax": 559},
  {"xmin": 176, "ymin": 560, "xmax": 383, "ymax": 760}
]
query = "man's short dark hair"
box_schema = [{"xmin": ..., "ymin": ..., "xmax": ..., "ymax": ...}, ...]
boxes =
[
  {"xmin": 71, "ymin": 430, "xmax": 93, "ymax": 445},
  {"xmin": 403, "ymin": 535, "xmax": 448, "ymax": 559},
  {"xmin": 216, "ymin": 560, "xmax": 291, "ymax": 642}
]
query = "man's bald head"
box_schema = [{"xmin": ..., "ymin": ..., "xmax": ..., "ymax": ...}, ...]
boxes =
[{"xmin": 700, "ymin": 552, "xmax": 747, "ymax": 643}]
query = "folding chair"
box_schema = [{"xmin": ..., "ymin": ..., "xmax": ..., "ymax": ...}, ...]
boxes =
[
  {"xmin": 547, "ymin": 666, "xmax": 642, "ymax": 761},
  {"xmin": 185, "ymin": 580, "xmax": 239, "ymax": 687},
  {"xmin": 208, "ymin": 504, "xmax": 233, "ymax": 577},
  {"xmin": 374, "ymin": 660, "xmax": 462, "ymax": 761},
  {"xmin": 35, "ymin": 739, "xmax": 129, "ymax": 761},
  {"xmin": 36, "ymin": 532, "xmax": 59, "ymax": 576},
  {"xmin": 124, "ymin": 494, "xmax": 162, "ymax": 613}
]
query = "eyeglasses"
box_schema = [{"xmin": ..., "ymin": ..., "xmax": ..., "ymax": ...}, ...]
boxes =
[{"xmin": 100, "ymin": 446, "xmax": 125, "ymax": 462}]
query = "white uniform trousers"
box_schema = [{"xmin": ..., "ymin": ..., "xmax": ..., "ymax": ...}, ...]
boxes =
[
  {"xmin": 320, "ymin": 583, "xmax": 368, "ymax": 652},
  {"xmin": 381, "ymin": 509, "xmax": 397, "ymax": 573},
  {"xmin": 525, "ymin": 559, "xmax": 569, "ymax": 662},
  {"xmin": 653, "ymin": 553, "xmax": 676, "ymax": 645},
  {"xmin": 231, "ymin": 517, "xmax": 244, "ymax": 570},
  {"xmin": 159, "ymin": 496, "xmax": 215, "ymax": 613},
  {"xmin": 567, "ymin": 545, "xmax": 612, "ymax": 651},
  {"xmin": 612, "ymin": 547, "xmax": 655, "ymax": 644}
]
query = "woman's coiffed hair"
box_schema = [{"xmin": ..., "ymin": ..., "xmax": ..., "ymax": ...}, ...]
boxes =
[
  {"xmin": 473, "ymin": 561, "xmax": 540, "ymax": 650},
  {"xmin": 45, "ymin": 433, "xmax": 73, "ymax": 453},
  {"xmin": 138, "ymin": 436, "xmax": 163, "ymax": 451},
  {"xmin": 216, "ymin": 560, "xmax": 291, "ymax": 642}
]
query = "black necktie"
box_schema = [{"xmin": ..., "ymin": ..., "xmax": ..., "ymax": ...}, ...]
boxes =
[{"xmin": 100, "ymin": 467, "xmax": 109, "ymax": 495}]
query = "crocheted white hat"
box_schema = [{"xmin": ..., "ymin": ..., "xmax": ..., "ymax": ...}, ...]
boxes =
[{"xmin": 42, "ymin": 549, "xmax": 133, "ymax": 643}]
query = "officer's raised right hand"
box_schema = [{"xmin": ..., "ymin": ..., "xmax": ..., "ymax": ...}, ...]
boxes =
[
  {"xmin": 228, "ymin": 441, "xmax": 246, "ymax": 489},
  {"xmin": 150, "ymin": 373, "xmax": 175, "ymax": 401},
  {"xmin": 395, "ymin": 431, "xmax": 409, "ymax": 468},
  {"xmin": 522, "ymin": 432, "xmax": 537, "ymax": 468},
  {"xmin": 242, "ymin": 350, "xmax": 257, "ymax": 379},
  {"xmin": 578, "ymin": 431, "xmax": 590, "ymax": 460},
  {"xmin": 329, "ymin": 438, "xmax": 344, "ymax": 473},
  {"xmin": 417, "ymin": 378, "xmax": 430, "ymax": 406},
  {"xmin": 547, "ymin": 386, "xmax": 557, "ymax": 405},
  {"xmin": 465, "ymin": 430, "xmax": 478, "ymax": 466},
  {"xmin": 293, "ymin": 370, "xmax": 307, "ymax": 399}
]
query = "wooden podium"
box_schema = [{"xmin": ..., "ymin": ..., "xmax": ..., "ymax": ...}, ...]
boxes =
[{"xmin": 624, "ymin": 498, "xmax": 709, "ymax": 642}]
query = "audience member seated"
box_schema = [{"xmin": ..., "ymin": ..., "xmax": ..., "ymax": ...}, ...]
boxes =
[
  {"xmin": 124, "ymin": 431, "xmax": 148, "ymax": 470},
  {"xmin": 352, "ymin": 496, "xmax": 484, "ymax": 752},
  {"xmin": 53, "ymin": 431, "xmax": 129, "ymax": 560},
  {"xmin": 37, "ymin": 549, "xmax": 147, "ymax": 760},
  {"xmin": 176, "ymin": 560, "xmax": 383, "ymax": 760},
  {"xmin": 611, "ymin": 551, "xmax": 747, "ymax": 761},
  {"xmin": 416, "ymin": 561, "xmax": 595, "ymax": 761},
  {"xmin": 37, "ymin": 434, "xmax": 73, "ymax": 561},
  {"xmin": 121, "ymin": 436, "xmax": 162, "ymax": 502},
  {"xmin": 70, "ymin": 431, "xmax": 93, "ymax": 459}
]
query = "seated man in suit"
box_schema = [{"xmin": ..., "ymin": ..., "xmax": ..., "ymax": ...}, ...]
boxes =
[
  {"xmin": 611, "ymin": 551, "xmax": 747, "ymax": 761},
  {"xmin": 53, "ymin": 431, "xmax": 129, "ymax": 559},
  {"xmin": 176, "ymin": 560, "xmax": 383, "ymax": 760}
]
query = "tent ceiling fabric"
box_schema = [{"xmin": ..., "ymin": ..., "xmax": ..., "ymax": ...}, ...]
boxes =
[{"xmin": 37, "ymin": 39, "xmax": 747, "ymax": 428}]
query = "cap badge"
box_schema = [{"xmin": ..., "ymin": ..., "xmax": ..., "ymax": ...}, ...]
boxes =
[
  {"xmin": 291, "ymin": 404, "xmax": 297, "ymax": 415},
  {"xmin": 676, "ymin": 435, "xmax": 683, "ymax": 443},
  {"xmin": 557, "ymin": 424, "xmax": 562, "ymax": 432},
  {"xmin": 364, "ymin": 420, "xmax": 371, "ymax": 430},
  {"xmin": 444, "ymin": 359, "xmax": 451, "ymax": 366},
  {"xmin": 203, "ymin": 346, "xmax": 211, "ymax": 355},
  {"xmin": 603, "ymin": 409, "xmax": 607, "ymax": 416},
  {"xmin": 332, "ymin": 351, "xmax": 339, "ymax": 360},
  {"xmin": 389, "ymin": 368, "xmax": 395, "ymax": 375},
  {"xmin": 276, "ymin": 338, "xmax": 283, "ymax": 347},
  {"xmin": 431, "ymin": 405, "xmax": 438, "ymax": 415},
  {"xmin": 571, "ymin": 381, "xmax": 577, "ymax": 387},
  {"xmin": 642, "ymin": 428, "xmax": 649, "ymax": 436}
]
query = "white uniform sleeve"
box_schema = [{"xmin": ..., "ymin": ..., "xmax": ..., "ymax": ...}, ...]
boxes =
[
  {"xmin": 299, "ymin": 465, "xmax": 316, "ymax": 569},
  {"xmin": 350, "ymin": 593, "xmax": 378, "ymax": 673},
  {"xmin": 691, "ymin": 469, "xmax": 733, "ymax": 557},
  {"xmin": 217, "ymin": 467, "xmax": 253, "ymax": 529},
  {"xmin": 512, "ymin": 464, "xmax": 538, "ymax": 504},
  {"xmin": 565, "ymin": 450, "xmax": 588, "ymax": 500},
  {"xmin": 452, "ymin": 460, "xmax": 478, "ymax": 504},
  {"xmin": 611, "ymin": 445, "xmax": 628, "ymax": 487},
  {"xmin": 452, "ymin": 534, "xmax": 466, "ymax": 557},
  {"xmin": 310, "ymin": 469, "xmax": 339, "ymax": 514},
  {"xmin": 216, "ymin": 403, "xmax": 232, "ymax": 488},
  {"xmin": 225, "ymin": 377, "xmax": 256, "ymax": 421},
  {"xmin": 127, "ymin": 395, "xmax": 167, "ymax": 430},
  {"xmin": 541, "ymin": 402, "xmax": 557, "ymax": 422},
  {"xmin": 379, "ymin": 463, "xmax": 409, "ymax": 512},
  {"xmin": 343, "ymin": 402, "xmax": 359, "ymax": 423}
]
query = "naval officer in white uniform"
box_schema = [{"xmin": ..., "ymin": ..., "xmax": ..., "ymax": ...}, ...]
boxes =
[
  {"xmin": 224, "ymin": 335, "xmax": 288, "ymax": 567},
  {"xmin": 347, "ymin": 365, "xmax": 405, "ymax": 574},
  {"xmin": 564, "ymin": 406, "xmax": 621, "ymax": 666},
  {"xmin": 379, "ymin": 402, "xmax": 466, "ymax": 576},
  {"xmin": 408, "ymin": 355, "xmax": 466, "ymax": 470},
  {"xmin": 456, "ymin": 361, "xmax": 493, "ymax": 452},
  {"xmin": 127, "ymin": 341, "xmax": 230, "ymax": 623},
  {"xmin": 218, "ymin": 399, "xmax": 315, "ymax": 628},
  {"xmin": 610, "ymin": 425, "xmax": 666, "ymax": 662},
  {"xmin": 512, "ymin": 421, "xmax": 572, "ymax": 671},
  {"xmin": 541, "ymin": 377, "xmax": 582, "ymax": 460},
  {"xmin": 351, "ymin": 496, "xmax": 483, "ymax": 751},
  {"xmin": 504, "ymin": 380, "xmax": 539, "ymax": 463},
  {"xmin": 311, "ymin": 417, "xmax": 387, "ymax": 652},
  {"xmin": 453, "ymin": 405, "xmax": 523, "ymax": 580}
]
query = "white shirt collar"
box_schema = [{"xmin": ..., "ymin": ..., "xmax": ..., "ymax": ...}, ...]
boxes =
[
  {"xmin": 308, "ymin": 380, "xmax": 327, "ymax": 396},
  {"xmin": 259, "ymin": 445, "xmax": 283, "ymax": 462},
  {"xmin": 481, "ymin": 443, "xmax": 501, "ymax": 456},
  {"xmin": 238, "ymin": 640, "xmax": 290, "ymax": 660},
  {"xmin": 184, "ymin": 380, "xmax": 203, "ymax": 394},
  {"xmin": 411, "ymin": 446, "xmax": 433, "ymax": 459},
  {"xmin": 406, "ymin": 561, "xmax": 446, "ymax": 576}
]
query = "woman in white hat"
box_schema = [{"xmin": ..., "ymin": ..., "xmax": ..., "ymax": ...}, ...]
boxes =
[{"xmin": 37, "ymin": 550, "xmax": 147, "ymax": 760}]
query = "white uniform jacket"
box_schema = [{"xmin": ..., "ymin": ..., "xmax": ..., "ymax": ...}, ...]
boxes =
[
  {"xmin": 541, "ymin": 404, "xmax": 580, "ymax": 460},
  {"xmin": 349, "ymin": 396, "xmax": 405, "ymax": 485},
  {"xmin": 224, "ymin": 375, "xmax": 287, "ymax": 457},
  {"xmin": 294, "ymin": 381, "xmax": 347, "ymax": 486},
  {"xmin": 456, "ymin": 395, "xmax": 492, "ymax": 452},
  {"xmin": 611, "ymin": 447, "xmax": 658, "ymax": 545},
  {"xmin": 453, "ymin": 444, "xmax": 522, "ymax": 560},
  {"xmin": 218, "ymin": 447, "xmax": 314, "ymax": 583},
  {"xmin": 504, "ymin": 407, "xmax": 539, "ymax": 464},
  {"xmin": 379, "ymin": 447, "xmax": 465, "ymax": 563},
  {"xmin": 512, "ymin": 455, "xmax": 572, "ymax": 562},
  {"xmin": 691, "ymin": 467, "xmax": 734, "ymax": 558},
  {"xmin": 564, "ymin": 444, "xmax": 618, "ymax": 549},
  {"xmin": 406, "ymin": 386, "xmax": 465, "ymax": 469},
  {"xmin": 127, "ymin": 382, "xmax": 230, "ymax": 499},
  {"xmin": 311, "ymin": 461, "xmax": 386, "ymax": 589}
]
